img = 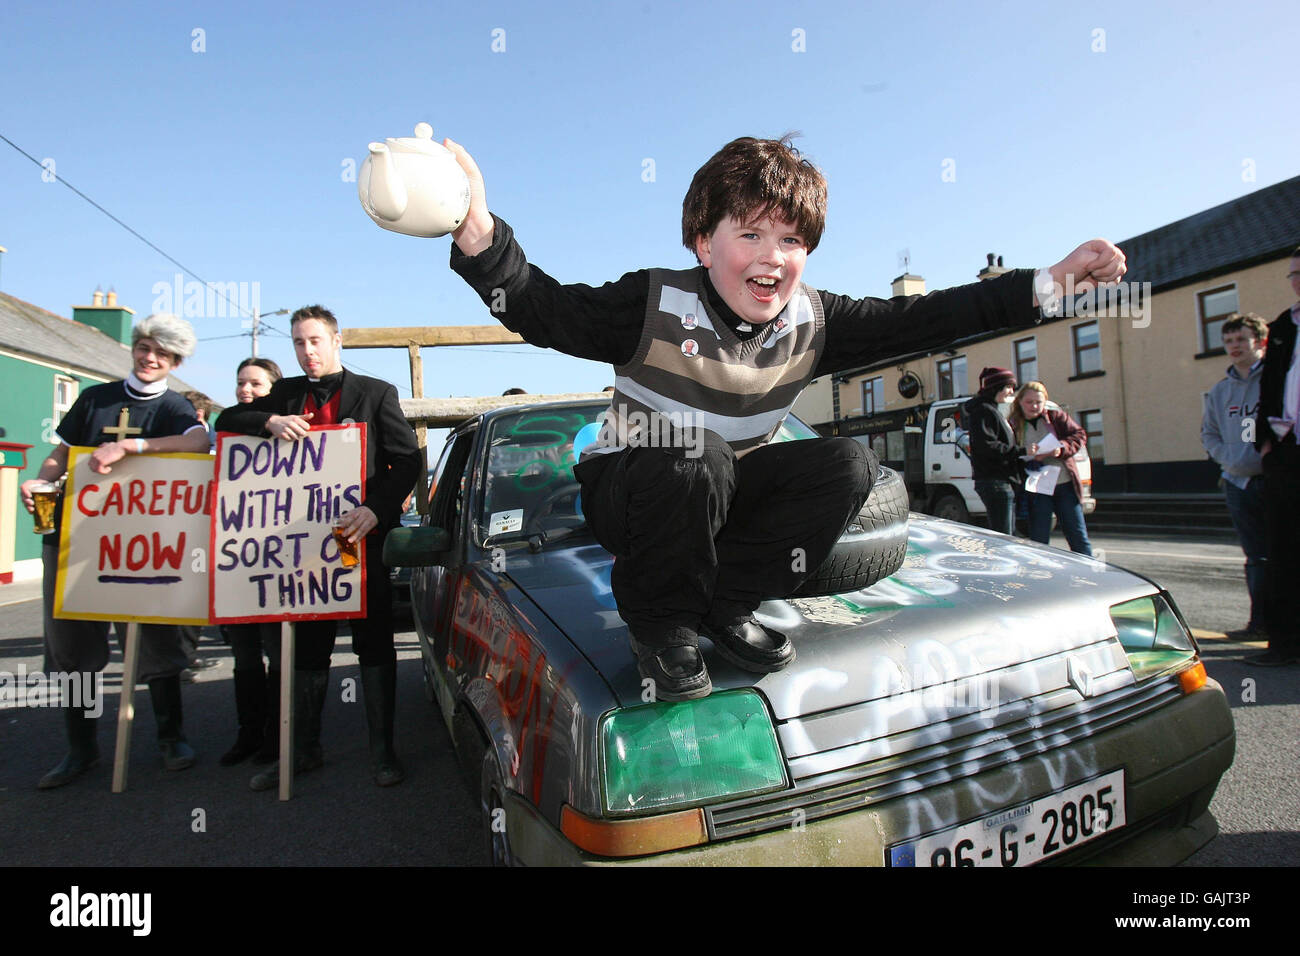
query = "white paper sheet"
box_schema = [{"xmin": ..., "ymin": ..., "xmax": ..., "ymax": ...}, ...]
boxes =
[
  {"xmin": 1023, "ymin": 432, "xmax": 1061, "ymax": 458},
  {"xmin": 1025, "ymin": 463, "xmax": 1061, "ymax": 495}
]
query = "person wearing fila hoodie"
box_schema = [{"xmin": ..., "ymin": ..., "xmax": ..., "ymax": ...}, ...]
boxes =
[{"xmin": 1201, "ymin": 312, "xmax": 1267, "ymax": 641}]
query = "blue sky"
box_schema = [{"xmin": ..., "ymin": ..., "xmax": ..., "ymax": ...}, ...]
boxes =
[{"xmin": 2, "ymin": 0, "xmax": 1295, "ymax": 431}]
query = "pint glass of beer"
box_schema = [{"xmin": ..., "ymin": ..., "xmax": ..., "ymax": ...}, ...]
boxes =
[
  {"xmin": 31, "ymin": 481, "xmax": 60, "ymax": 535},
  {"xmin": 332, "ymin": 517, "xmax": 360, "ymax": 568}
]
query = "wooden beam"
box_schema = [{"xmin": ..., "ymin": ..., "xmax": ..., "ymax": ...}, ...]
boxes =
[
  {"xmin": 408, "ymin": 344, "xmax": 429, "ymax": 514},
  {"xmin": 400, "ymin": 392, "xmax": 610, "ymax": 428},
  {"xmin": 341, "ymin": 326, "xmax": 525, "ymax": 349}
]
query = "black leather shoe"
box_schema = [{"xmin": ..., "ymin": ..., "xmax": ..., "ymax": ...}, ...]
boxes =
[
  {"xmin": 700, "ymin": 618, "xmax": 795, "ymax": 673},
  {"xmin": 219, "ymin": 728, "xmax": 264, "ymax": 766},
  {"xmin": 629, "ymin": 635, "xmax": 712, "ymax": 701}
]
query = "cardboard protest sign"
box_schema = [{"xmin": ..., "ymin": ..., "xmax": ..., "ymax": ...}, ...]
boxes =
[
  {"xmin": 211, "ymin": 424, "xmax": 366, "ymax": 623},
  {"xmin": 54, "ymin": 449, "xmax": 214, "ymax": 625}
]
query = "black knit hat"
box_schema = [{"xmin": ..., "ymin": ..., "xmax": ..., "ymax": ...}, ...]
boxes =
[{"xmin": 978, "ymin": 366, "xmax": 1016, "ymax": 393}]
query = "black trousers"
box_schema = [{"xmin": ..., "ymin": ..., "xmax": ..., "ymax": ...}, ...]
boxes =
[
  {"xmin": 41, "ymin": 544, "xmax": 189, "ymax": 682},
  {"xmin": 1262, "ymin": 439, "xmax": 1300, "ymax": 654},
  {"xmin": 291, "ymin": 534, "xmax": 396, "ymax": 669},
  {"xmin": 223, "ymin": 622, "xmax": 281, "ymax": 670},
  {"xmin": 574, "ymin": 431, "xmax": 875, "ymax": 648}
]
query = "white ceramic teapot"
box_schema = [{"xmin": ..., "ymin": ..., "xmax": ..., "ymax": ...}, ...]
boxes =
[{"xmin": 357, "ymin": 122, "xmax": 471, "ymax": 238}]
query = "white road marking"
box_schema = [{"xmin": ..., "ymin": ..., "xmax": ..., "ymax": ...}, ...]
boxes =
[{"xmin": 1098, "ymin": 547, "xmax": 1234, "ymax": 563}]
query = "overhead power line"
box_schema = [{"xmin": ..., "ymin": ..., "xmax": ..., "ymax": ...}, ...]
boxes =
[
  {"xmin": 0, "ymin": 131, "xmax": 486, "ymax": 393},
  {"xmin": 0, "ymin": 131, "xmax": 256, "ymax": 322}
]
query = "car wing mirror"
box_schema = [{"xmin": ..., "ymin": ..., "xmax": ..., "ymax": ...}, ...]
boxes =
[{"xmin": 384, "ymin": 525, "xmax": 452, "ymax": 566}]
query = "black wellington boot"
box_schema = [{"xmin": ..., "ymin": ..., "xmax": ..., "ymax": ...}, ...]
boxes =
[
  {"xmin": 360, "ymin": 664, "xmax": 404, "ymax": 787},
  {"xmin": 252, "ymin": 669, "xmax": 281, "ymax": 764},
  {"xmin": 37, "ymin": 703, "xmax": 100, "ymax": 789},
  {"xmin": 250, "ymin": 669, "xmax": 327, "ymax": 791},
  {"xmin": 148, "ymin": 675, "xmax": 196, "ymax": 771},
  {"xmin": 220, "ymin": 667, "xmax": 266, "ymax": 766}
]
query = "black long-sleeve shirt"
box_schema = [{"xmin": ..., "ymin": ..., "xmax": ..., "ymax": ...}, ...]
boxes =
[{"xmin": 450, "ymin": 215, "xmax": 1043, "ymax": 378}]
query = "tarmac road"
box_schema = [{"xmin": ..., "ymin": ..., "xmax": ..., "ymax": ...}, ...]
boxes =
[
  {"xmin": 0, "ymin": 593, "xmax": 483, "ymax": 866},
  {"xmin": 0, "ymin": 532, "xmax": 1295, "ymax": 867}
]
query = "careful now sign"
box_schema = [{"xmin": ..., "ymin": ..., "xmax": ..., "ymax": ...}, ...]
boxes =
[
  {"xmin": 54, "ymin": 449, "xmax": 214, "ymax": 625},
  {"xmin": 211, "ymin": 424, "xmax": 367, "ymax": 623}
]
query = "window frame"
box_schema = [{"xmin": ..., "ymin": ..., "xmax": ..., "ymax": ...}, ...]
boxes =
[
  {"xmin": 935, "ymin": 355, "xmax": 966, "ymax": 400},
  {"xmin": 862, "ymin": 376, "xmax": 885, "ymax": 416},
  {"xmin": 1079, "ymin": 408, "xmax": 1104, "ymax": 464},
  {"xmin": 1197, "ymin": 283, "xmax": 1238, "ymax": 355},
  {"xmin": 1071, "ymin": 321, "xmax": 1102, "ymax": 377},
  {"xmin": 1013, "ymin": 336, "xmax": 1038, "ymax": 385},
  {"xmin": 53, "ymin": 375, "xmax": 78, "ymax": 425}
]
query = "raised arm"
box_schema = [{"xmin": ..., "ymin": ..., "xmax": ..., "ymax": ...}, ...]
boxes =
[
  {"xmin": 445, "ymin": 139, "xmax": 495, "ymax": 258},
  {"xmin": 817, "ymin": 240, "xmax": 1127, "ymax": 376}
]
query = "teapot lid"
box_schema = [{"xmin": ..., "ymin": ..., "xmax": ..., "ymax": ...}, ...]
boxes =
[{"xmin": 385, "ymin": 122, "xmax": 444, "ymax": 154}]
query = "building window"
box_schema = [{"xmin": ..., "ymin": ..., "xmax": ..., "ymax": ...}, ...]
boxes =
[
  {"xmin": 1198, "ymin": 285, "xmax": 1238, "ymax": 352},
  {"xmin": 862, "ymin": 376, "xmax": 884, "ymax": 416},
  {"xmin": 53, "ymin": 376, "xmax": 78, "ymax": 425},
  {"xmin": 1013, "ymin": 337, "xmax": 1038, "ymax": 384},
  {"xmin": 1080, "ymin": 409, "xmax": 1104, "ymax": 463},
  {"xmin": 936, "ymin": 355, "xmax": 966, "ymax": 399},
  {"xmin": 1072, "ymin": 322, "xmax": 1101, "ymax": 375}
]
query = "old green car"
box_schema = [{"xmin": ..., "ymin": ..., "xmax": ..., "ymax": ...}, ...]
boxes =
[{"xmin": 388, "ymin": 400, "xmax": 1234, "ymax": 865}]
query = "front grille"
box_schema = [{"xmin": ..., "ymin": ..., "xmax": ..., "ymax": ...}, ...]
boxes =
[{"xmin": 707, "ymin": 666, "xmax": 1182, "ymax": 842}]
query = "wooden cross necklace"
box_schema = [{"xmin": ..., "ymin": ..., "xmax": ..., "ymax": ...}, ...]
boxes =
[{"xmin": 102, "ymin": 408, "xmax": 143, "ymax": 441}]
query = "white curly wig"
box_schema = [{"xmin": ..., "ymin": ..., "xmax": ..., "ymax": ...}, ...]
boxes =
[{"xmin": 133, "ymin": 313, "xmax": 197, "ymax": 361}]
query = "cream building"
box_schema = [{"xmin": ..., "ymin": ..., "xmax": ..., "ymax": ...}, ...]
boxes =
[{"xmin": 795, "ymin": 175, "xmax": 1300, "ymax": 494}]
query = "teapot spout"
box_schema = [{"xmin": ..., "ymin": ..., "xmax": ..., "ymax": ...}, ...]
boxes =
[{"xmin": 366, "ymin": 142, "xmax": 407, "ymax": 222}]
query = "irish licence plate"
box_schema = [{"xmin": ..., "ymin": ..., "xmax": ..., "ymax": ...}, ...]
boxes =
[{"xmin": 888, "ymin": 770, "xmax": 1126, "ymax": 866}]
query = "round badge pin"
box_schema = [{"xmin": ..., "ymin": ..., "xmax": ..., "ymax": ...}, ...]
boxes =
[
  {"xmin": 681, "ymin": 339, "xmax": 698, "ymax": 357},
  {"xmin": 682, "ymin": 313, "xmax": 698, "ymax": 330}
]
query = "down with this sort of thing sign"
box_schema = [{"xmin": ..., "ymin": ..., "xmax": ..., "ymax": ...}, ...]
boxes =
[{"xmin": 211, "ymin": 423, "xmax": 367, "ymax": 623}]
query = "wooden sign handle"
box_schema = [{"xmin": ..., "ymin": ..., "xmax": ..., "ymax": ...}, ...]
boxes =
[
  {"xmin": 111, "ymin": 622, "xmax": 141, "ymax": 793},
  {"xmin": 279, "ymin": 622, "xmax": 295, "ymax": 801}
]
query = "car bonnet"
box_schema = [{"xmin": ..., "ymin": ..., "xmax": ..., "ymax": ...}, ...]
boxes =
[{"xmin": 500, "ymin": 518, "xmax": 1159, "ymax": 722}]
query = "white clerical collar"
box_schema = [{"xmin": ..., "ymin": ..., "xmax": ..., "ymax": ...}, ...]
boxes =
[{"xmin": 124, "ymin": 372, "xmax": 167, "ymax": 399}]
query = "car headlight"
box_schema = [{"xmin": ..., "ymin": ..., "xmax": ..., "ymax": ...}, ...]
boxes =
[
  {"xmin": 600, "ymin": 689, "xmax": 787, "ymax": 815},
  {"xmin": 1109, "ymin": 594, "xmax": 1198, "ymax": 682}
]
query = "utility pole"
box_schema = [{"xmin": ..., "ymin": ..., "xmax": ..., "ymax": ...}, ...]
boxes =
[{"xmin": 251, "ymin": 308, "xmax": 288, "ymax": 357}]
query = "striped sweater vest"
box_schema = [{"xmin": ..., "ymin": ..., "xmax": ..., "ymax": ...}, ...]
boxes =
[{"xmin": 585, "ymin": 267, "xmax": 825, "ymax": 459}]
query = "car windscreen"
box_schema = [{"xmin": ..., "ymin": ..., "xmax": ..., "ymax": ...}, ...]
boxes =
[
  {"xmin": 772, "ymin": 412, "xmax": 820, "ymax": 442},
  {"xmin": 478, "ymin": 405, "xmax": 607, "ymax": 547}
]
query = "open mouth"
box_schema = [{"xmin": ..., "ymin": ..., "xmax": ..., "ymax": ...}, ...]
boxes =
[{"xmin": 746, "ymin": 275, "xmax": 779, "ymax": 302}]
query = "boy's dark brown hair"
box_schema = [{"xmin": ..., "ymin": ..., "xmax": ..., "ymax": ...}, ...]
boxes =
[
  {"xmin": 1222, "ymin": 312, "xmax": 1268, "ymax": 343},
  {"xmin": 291, "ymin": 304, "xmax": 339, "ymax": 333},
  {"xmin": 681, "ymin": 135, "xmax": 828, "ymax": 258}
]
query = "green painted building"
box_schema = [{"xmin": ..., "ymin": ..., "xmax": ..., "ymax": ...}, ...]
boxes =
[{"xmin": 0, "ymin": 289, "xmax": 196, "ymax": 584}]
